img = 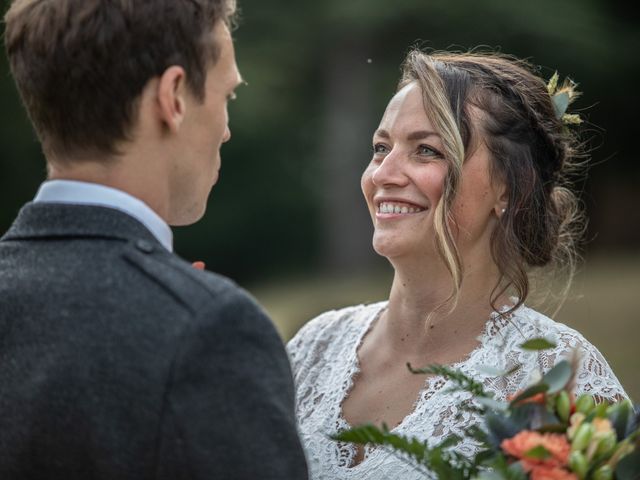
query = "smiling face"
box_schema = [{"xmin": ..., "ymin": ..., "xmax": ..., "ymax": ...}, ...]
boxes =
[{"xmin": 361, "ymin": 81, "xmax": 505, "ymax": 263}]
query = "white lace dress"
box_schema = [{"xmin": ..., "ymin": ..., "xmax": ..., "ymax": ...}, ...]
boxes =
[{"xmin": 286, "ymin": 301, "xmax": 627, "ymax": 480}]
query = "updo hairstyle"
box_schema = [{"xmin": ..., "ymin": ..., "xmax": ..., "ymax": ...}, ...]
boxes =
[{"xmin": 398, "ymin": 50, "xmax": 586, "ymax": 315}]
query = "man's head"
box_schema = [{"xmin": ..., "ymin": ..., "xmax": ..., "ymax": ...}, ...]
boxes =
[{"xmin": 5, "ymin": 0, "xmax": 241, "ymax": 224}]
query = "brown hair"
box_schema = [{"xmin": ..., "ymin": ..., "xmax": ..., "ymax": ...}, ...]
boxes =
[
  {"xmin": 399, "ymin": 50, "xmax": 586, "ymax": 315},
  {"xmin": 4, "ymin": 0, "xmax": 237, "ymax": 159}
]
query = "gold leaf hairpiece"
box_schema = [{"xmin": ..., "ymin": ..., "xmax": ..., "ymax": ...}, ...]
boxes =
[{"xmin": 547, "ymin": 72, "xmax": 583, "ymax": 127}]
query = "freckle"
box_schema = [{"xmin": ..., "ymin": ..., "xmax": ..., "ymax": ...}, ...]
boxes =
[
  {"xmin": 400, "ymin": 337, "xmax": 405, "ymax": 342},
  {"xmin": 429, "ymin": 325, "xmax": 434, "ymax": 329}
]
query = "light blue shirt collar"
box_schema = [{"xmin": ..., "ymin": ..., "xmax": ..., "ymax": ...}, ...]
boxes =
[{"xmin": 33, "ymin": 180, "xmax": 173, "ymax": 252}]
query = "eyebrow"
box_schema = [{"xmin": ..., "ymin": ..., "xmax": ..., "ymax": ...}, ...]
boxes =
[{"xmin": 374, "ymin": 129, "xmax": 440, "ymax": 141}]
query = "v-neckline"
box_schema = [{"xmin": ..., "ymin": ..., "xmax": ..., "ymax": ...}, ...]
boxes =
[{"xmin": 334, "ymin": 300, "xmax": 517, "ymax": 469}]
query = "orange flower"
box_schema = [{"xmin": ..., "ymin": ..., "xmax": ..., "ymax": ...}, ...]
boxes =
[
  {"xmin": 529, "ymin": 464, "xmax": 578, "ymax": 480},
  {"xmin": 501, "ymin": 431, "xmax": 571, "ymax": 468}
]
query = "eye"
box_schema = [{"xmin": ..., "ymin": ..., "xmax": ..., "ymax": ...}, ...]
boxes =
[
  {"xmin": 373, "ymin": 143, "xmax": 389, "ymax": 155},
  {"xmin": 417, "ymin": 144, "xmax": 443, "ymax": 158}
]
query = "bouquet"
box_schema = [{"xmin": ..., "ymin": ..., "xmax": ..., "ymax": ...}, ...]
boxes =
[{"xmin": 333, "ymin": 339, "xmax": 640, "ymax": 480}]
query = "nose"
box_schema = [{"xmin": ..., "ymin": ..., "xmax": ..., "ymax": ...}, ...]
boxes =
[
  {"xmin": 371, "ymin": 149, "xmax": 408, "ymax": 187},
  {"xmin": 222, "ymin": 125, "xmax": 231, "ymax": 143}
]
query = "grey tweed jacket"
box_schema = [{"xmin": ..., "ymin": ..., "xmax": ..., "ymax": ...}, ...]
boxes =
[{"xmin": 0, "ymin": 202, "xmax": 308, "ymax": 480}]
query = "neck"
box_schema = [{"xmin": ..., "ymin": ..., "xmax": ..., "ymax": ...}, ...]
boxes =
[
  {"xmin": 379, "ymin": 247, "xmax": 508, "ymax": 361},
  {"xmin": 47, "ymin": 148, "xmax": 170, "ymax": 222}
]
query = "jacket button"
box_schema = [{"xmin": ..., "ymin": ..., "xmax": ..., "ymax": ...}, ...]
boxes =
[{"xmin": 135, "ymin": 239, "xmax": 154, "ymax": 253}]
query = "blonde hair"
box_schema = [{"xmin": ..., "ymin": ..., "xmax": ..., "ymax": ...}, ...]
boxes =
[
  {"xmin": 398, "ymin": 50, "xmax": 586, "ymax": 319},
  {"xmin": 397, "ymin": 54, "xmax": 466, "ymax": 318}
]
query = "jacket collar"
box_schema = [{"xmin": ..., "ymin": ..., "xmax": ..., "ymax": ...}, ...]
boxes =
[{"xmin": 1, "ymin": 202, "xmax": 163, "ymax": 248}]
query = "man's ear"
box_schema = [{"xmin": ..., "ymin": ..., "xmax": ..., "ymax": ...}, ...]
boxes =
[{"xmin": 157, "ymin": 66, "xmax": 188, "ymax": 133}]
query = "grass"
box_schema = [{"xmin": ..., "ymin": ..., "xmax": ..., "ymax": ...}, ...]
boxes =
[{"xmin": 251, "ymin": 253, "xmax": 640, "ymax": 402}]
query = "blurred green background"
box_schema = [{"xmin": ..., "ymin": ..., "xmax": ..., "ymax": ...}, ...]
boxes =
[{"xmin": 1, "ymin": 0, "xmax": 638, "ymax": 399}]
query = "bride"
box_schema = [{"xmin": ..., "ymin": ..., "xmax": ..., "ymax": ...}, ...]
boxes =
[{"xmin": 286, "ymin": 50, "xmax": 627, "ymax": 479}]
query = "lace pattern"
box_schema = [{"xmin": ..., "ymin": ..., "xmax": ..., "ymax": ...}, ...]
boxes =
[{"xmin": 286, "ymin": 302, "xmax": 628, "ymax": 480}]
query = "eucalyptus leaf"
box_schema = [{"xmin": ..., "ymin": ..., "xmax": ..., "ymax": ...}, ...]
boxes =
[
  {"xmin": 504, "ymin": 404, "xmax": 538, "ymax": 432},
  {"xmin": 541, "ymin": 360, "xmax": 572, "ymax": 394},
  {"xmin": 476, "ymin": 397, "xmax": 509, "ymax": 412},
  {"xmin": 513, "ymin": 402, "xmax": 561, "ymax": 431},
  {"xmin": 506, "ymin": 462, "xmax": 528, "ymax": 480},
  {"xmin": 615, "ymin": 449, "xmax": 640, "ymax": 480},
  {"xmin": 552, "ymin": 92, "xmax": 570, "ymax": 119},
  {"xmin": 608, "ymin": 400, "xmax": 633, "ymax": 440},
  {"xmin": 519, "ymin": 338, "xmax": 556, "ymax": 351},
  {"xmin": 474, "ymin": 472, "xmax": 506, "ymax": 480},
  {"xmin": 480, "ymin": 454, "xmax": 527, "ymax": 480},
  {"xmin": 485, "ymin": 412, "xmax": 522, "ymax": 447}
]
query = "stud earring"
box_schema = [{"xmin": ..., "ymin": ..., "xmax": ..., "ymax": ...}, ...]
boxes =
[{"xmin": 501, "ymin": 208, "xmax": 506, "ymax": 214}]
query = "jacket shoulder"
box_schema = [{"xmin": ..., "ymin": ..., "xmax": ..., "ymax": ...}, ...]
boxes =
[{"xmin": 121, "ymin": 241, "xmax": 251, "ymax": 318}]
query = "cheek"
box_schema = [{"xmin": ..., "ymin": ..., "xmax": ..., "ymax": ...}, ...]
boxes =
[
  {"xmin": 451, "ymin": 181, "xmax": 495, "ymax": 234},
  {"xmin": 415, "ymin": 165, "xmax": 447, "ymax": 202},
  {"xmin": 452, "ymin": 153, "xmax": 496, "ymax": 219}
]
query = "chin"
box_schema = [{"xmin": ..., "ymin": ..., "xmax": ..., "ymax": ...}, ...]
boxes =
[
  {"xmin": 372, "ymin": 234, "xmax": 407, "ymax": 259},
  {"xmin": 168, "ymin": 200, "xmax": 208, "ymax": 227},
  {"xmin": 372, "ymin": 232, "xmax": 437, "ymax": 261}
]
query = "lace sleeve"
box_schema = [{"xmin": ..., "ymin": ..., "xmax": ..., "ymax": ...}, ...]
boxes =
[{"xmin": 539, "ymin": 327, "xmax": 628, "ymax": 403}]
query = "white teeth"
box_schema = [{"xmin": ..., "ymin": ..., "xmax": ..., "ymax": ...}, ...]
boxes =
[{"xmin": 378, "ymin": 202, "xmax": 425, "ymax": 214}]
